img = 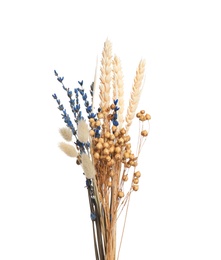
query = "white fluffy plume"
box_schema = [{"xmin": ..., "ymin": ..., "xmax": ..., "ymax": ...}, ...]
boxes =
[
  {"xmin": 59, "ymin": 142, "xmax": 78, "ymax": 158},
  {"xmin": 81, "ymin": 153, "xmax": 96, "ymax": 179},
  {"xmin": 59, "ymin": 127, "xmax": 72, "ymax": 142},
  {"xmin": 77, "ymin": 120, "xmax": 89, "ymax": 143}
]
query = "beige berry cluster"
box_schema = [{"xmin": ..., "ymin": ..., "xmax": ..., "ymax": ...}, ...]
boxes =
[
  {"xmin": 136, "ymin": 110, "xmax": 151, "ymax": 137},
  {"xmin": 132, "ymin": 171, "xmax": 141, "ymax": 191},
  {"xmin": 89, "ymin": 105, "xmax": 150, "ymax": 198},
  {"xmin": 136, "ymin": 110, "xmax": 151, "ymax": 121}
]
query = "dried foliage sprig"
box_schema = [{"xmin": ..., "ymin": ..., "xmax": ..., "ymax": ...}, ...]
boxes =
[{"xmin": 52, "ymin": 40, "xmax": 151, "ymax": 260}]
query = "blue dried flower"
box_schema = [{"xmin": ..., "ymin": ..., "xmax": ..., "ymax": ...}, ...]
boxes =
[
  {"xmin": 113, "ymin": 120, "xmax": 119, "ymax": 126},
  {"xmin": 90, "ymin": 212, "xmax": 97, "ymax": 221},
  {"xmin": 57, "ymin": 77, "xmax": 64, "ymax": 83},
  {"xmin": 78, "ymin": 80, "xmax": 83, "ymax": 86},
  {"xmin": 67, "ymin": 89, "xmax": 72, "ymax": 98},
  {"xmin": 52, "ymin": 93, "xmax": 57, "ymax": 99},
  {"xmin": 86, "ymin": 105, "xmax": 92, "ymax": 113},
  {"xmin": 88, "ymin": 113, "xmax": 96, "ymax": 119},
  {"xmin": 58, "ymin": 104, "xmax": 64, "ymax": 110},
  {"xmin": 114, "ymin": 99, "xmax": 118, "ymax": 105}
]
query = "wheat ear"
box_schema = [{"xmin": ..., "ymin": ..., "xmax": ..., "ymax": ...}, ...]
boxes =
[
  {"xmin": 113, "ymin": 55, "xmax": 124, "ymax": 128},
  {"xmin": 92, "ymin": 56, "xmax": 99, "ymax": 112},
  {"xmin": 112, "ymin": 56, "xmax": 118, "ymax": 101},
  {"xmin": 99, "ymin": 39, "xmax": 112, "ymax": 111},
  {"xmin": 125, "ymin": 59, "xmax": 146, "ymax": 133}
]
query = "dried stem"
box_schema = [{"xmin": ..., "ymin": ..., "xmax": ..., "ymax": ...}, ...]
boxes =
[{"xmin": 54, "ymin": 40, "xmax": 150, "ymax": 260}]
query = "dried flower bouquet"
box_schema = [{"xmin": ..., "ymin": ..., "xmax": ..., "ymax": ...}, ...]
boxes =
[{"xmin": 52, "ymin": 39, "xmax": 151, "ymax": 260}]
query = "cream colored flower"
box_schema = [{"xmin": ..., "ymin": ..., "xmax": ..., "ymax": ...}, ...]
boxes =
[
  {"xmin": 59, "ymin": 127, "xmax": 72, "ymax": 142},
  {"xmin": 59, "ymin": 142, "xmax": 78, "ymax": 157},
  {"xmin": 77, "ymin": 120, "xmax": 89, "ymax": 143},
  {"xmin": 81, "ymin": 153, "xmax": 95, "ymax": 179}
]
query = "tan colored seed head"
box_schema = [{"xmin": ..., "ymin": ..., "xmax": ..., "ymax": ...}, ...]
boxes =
[
  {"xmin": 128, "ymin": 160, "xmax": 134, "ymax": 166},
  {"xmin": 120, "ymin": 128, "xmax": 126, "ymax": 135},
  {"xmin": 133, "ymin": 178, "xmax": 139, "ymax": 184},
  {"xmin": 115, "ymin": 154, "xmax": 121, "ymax": 160},
  {"xmin": 110, "ymin": 104, "xmax": 116, "ymax": 110},
  {"xmin": 126, "ymin": 143, "xmax": 131, "ymax": 149},
  {"xmin": 122, "ymin": 175, "xmax": 128, "ymax": 181},
  {"xmin": 125, "ymin": 148, "xmax": 131, "ymax": 154},
  {"xmin": 136, "ymin": 112, "xmax": 141, "ymax": 118},
  {"xmin": 141, "ymin": 130, "xmax": 148, "ymax": 137},
  {"xmin": 145, "ymin": 113, "xmax": 151, "ymax": 120},
  {"xmin": 109, "ymin": 171, "xmax": 114, "ymax": 177},
  {"xmin": 103, "ymin": 142, "xmax": 109, "ymax": 148},
  {"xmin": 109, "ymin": 146, "xmax": 115, "ymax": 153},
  {"xmin": 89, "ymin": 130, "xmax": 95, "ymax": 136},
  {"xmin": 115, "ymin": 146, "xmax": 121, "ymax": 153},
  {"xmin": 112, "ymin": 125, "xmax": 117, "ymax": 132},
  {"xmin": 94, "ymin": 152, "xmax": 100, "ymax": 159},
  {"xmin": 124, "ymin": 135, "xmax": 130, "ymax": 142},
  {"xmin": 94, "ymin": 138, "xmax": 98, "ymax": 143},
  {"xmin": 140, "ymin": 115, "xmax": 146, "ymax": 121},
  {"xmin": 107, "ymin": 159, "xmax": 115, "ymax": 166},
  {"xmin": 103, "ymin": 148, "xmax": 109, "ymax": 155},
  {"xmin": 98, "ymin": 138, "xmax": 104, "ymax": 143},
  {"xmin": 114, "ymin": 131, "xmax": 119, "ymax": 137},
  {"xmin": 134, "ymin": 171, "xmax": 141, "ymax": 178},
  {"xmin": 118, "ymin": 191, "xmax": 124, "ymax": 198},
  {"xmin": 133, "ymin": 161, "xmax": 138, "ymax": 167},
  {"xmin": 129, "ymin": 154, "xmax": 135, "ymax": 160},
  {"xmin": 96, "ymin": 142, "xmax": 103, "ymax": 149},
  {"xmin": 124, "ymin": 163, "xmax": 131, "ymax": 168},
  {"xmin": 124, "ymin": 152, "xmax": 130, "ymax": 159},
  {"xmin": 105, "ymin": 132, "xmax": 111, "ymax": 138},
  {"xmin": 95, "ymin": 120, "xmax": 101, "ymax": 127},
  {"xmin": 106, "ymin": 156, "xmax": 111, "ymax": 162},
  {"xmin": 110, "ymin": 134, "xmax": 115, "ymax": 140},
  {"xmin": 91, "ymin": 122, "xmax": 96, "ymax": 128},
  {"xmin": 118, "ymin": 137, "xmax": 124, "ymax": 144},
  {"xmin": 133, "ymin": 185, "xmax": 139, "ymax": 191},
  {"xmin": 97, "ymin": 112, "xmax": 104, "ymax": 119}
]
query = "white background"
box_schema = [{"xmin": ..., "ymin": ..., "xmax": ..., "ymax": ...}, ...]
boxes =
[{"xmin": 0, "ymin": 0, "xmax": 221, "ymax": 259}]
